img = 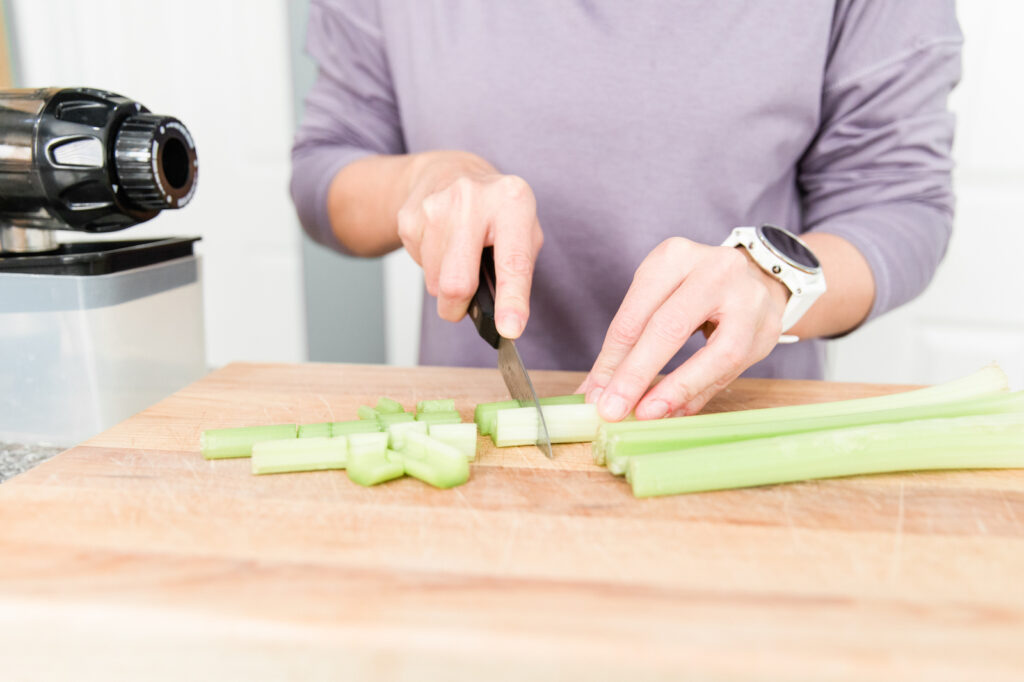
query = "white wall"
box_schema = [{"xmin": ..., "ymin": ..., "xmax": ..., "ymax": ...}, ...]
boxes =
[
  {"xmin": 828, "ymin": 3, "xmax": 1024, "ymax": 389},
  {"xmin": 9, "ymin": 0, "xmax": 307, "ymax": 367}
]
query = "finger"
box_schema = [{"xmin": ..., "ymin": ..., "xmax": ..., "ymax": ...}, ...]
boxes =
[
  {"xmin": 597, "ymin": 280, "xmax": 717, "ymax": 421},
  {"xmin": 396, "ymin": 204, "xmax": 425, "ymax": 266},
  {"xmin": 490, "ymin": 177, "xmax": 541, "ymax": 338},
  {"xmin": 417, "ymin": 187, "xmax": 459, "ymax": 297},
  {"xmin": 637, "ymin": 316, "xmax": 757, "ymax": 419},
  {"xmin": 436, "ymin": 216, "xmax": 486, "ymax": 322},
  {"xmin": 585, "ymin": 239, "xmax": 698, "ymax": 405}
]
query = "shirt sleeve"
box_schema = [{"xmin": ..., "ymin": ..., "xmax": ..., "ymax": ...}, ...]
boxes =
[
  {"xmin": 290, "ymin": 0, "xmax": 405, "ymax": 253},
  {"xmin": 799, "ymin": 0, "xmax": 962, "ymax": 323}
]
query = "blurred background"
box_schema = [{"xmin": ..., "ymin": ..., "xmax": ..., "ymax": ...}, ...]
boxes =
[{"xmin": 3, "ymin": 0, "xmax": 1020, "ymax": 388}]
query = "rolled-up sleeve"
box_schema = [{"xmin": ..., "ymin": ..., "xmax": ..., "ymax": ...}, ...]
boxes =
[
  {"xmin": 799, "ymin": 0, "xmax": 962, "ymax": 322},
  {"xmin": 290, "ymin": 0, "xmax": 405, "ymax": 252}
]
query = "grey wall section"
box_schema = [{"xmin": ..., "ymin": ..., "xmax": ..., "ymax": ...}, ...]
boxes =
[{"xmin": 288, "ymin": 0, "xmax": 387, "ymax": 363}]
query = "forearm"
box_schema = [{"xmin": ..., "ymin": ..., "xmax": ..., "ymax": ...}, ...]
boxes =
[{"xmin": 326, "ymin": 150, "xmax": 494, "ymax": 257}]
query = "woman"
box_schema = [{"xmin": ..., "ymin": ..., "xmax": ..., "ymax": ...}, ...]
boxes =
[{"xmin": 291, "ymin": 1, "xmax": 961, "ymax": 422}]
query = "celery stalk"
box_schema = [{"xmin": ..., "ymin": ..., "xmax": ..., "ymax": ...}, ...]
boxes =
[
  {"xmin": 347, "ymin": 448, "xmax": 404, "ymax": 486},
  {"xmin": 201, "ymin": 424, "xmax": 297, "ymax": 459},
  {"xmin": 398, "ymin": 432, "xmax": 470, "ymax": 488},
  {"xmin": 605, "ymin": 391, "xmax": 1024, "ymax": 475},
  {"xmin": 251, "ymin": 437, "xmax": 347, "ymax": 475},
  {"xmin": 594, "ymin": 365, "xmax": 1010, "ymax": 464},
  {"xmin": 494, "ymin": 404, "xmax": 602, "ymax": 447},
  {"xmin": 527, "ymin": 394, "xmax": 586, "ymax": 407},
  {"xmin": 474, "ymin": 399, "xmax": 520, "ymax": 437},
  {"xmin": 627, "ymin": 412, "xmax": 1024, "ymax": 498},
  {"xmin": 348, "ymin": 432, "xmax": 389, "ymax": 457},
  {"xmin": 428, "ymin": 423, "xmax": 478, "ymax": 460},
  {"xmin": 357, "ymin": 405, "xmax": 379, "ymax": 420},
  {"xmin": 415, "ymin": 410, "xmax": 462, "ymax": 425},
  {"xmin": 388, "ymin": 420, "xmax": 428, "ymax": 450},
  {"xmin": 417, "ymin": 399, "xmax": 456, "ymax": 413},
  {"xmin": 376, "ymin": 396, "xmax": 405, "ymax": 414},
  {"xmin": 330, "ymin": 419, "xmax": 382, "ymax": 436},
  {"xmin": 298, "ymin": 422, "xmax": 332, "ymax": 439},
  {"xmin": 378, "ymin": 412, "xmax": 416, "ymax": 428}
]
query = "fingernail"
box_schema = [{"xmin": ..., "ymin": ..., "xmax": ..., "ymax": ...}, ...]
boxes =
[
  {"xmin": 598, "ymin": 393, "xmax": 629, "ymax": 421},
  {"xmin": 637, "ymin": 399, "xmax": 669, "ymax": 420},
  {"xmin": 497, "ymin": 312, "xmax": 524, "ymax": 338},
  {"xmin": 587, "ymin": 387, "xmax": 603, "ymax": 405}
]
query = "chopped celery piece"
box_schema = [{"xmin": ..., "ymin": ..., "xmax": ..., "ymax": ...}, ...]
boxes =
[
  {"xmin": 604, "ymin": 391, "xmax": 1024, "ymax": 475},
  {"xmin": 415, "ymin": 410, "xmax": 462, "ymax": 425},
  {"xmin": 357, "ymin": 405, "xmax": 379, "ymax": 420},
  {"xmin": 399, "ymin": 432, "xmax": 470, "ymax": 488},
  {"xmin": 417, "ymin": 398, "xmax": 456, "ymax": 413},
  {"xmin": 201, "ymin": 424, "xmax": 297, "ymax": 459},
  {"xmin": 379, "ymin": 412, "xmax": 416, "ymax": 428},
  {"xmin": 525, "ymin": 394, "xmax": 586, "ymax": 407},
  {"xmin": 388, "ymin": 420, "xmax": 428, "ymax": 450},
  {"xmin": 428, "ymin": 423, "xmax": 478, "ymax": 460},
  {"xmin": 627, "ymin": 412, "xmax": 1024, "ymax": 498},
  {"xmin": 494, "ymin": 404, "xmax": 601, "ymax": 447},
  {"xmin": 375, "ymin": 396, "xmax": 405, "ymax": 414},
  {"xmin": 330, "ymin": 419, "xmax": 382, "ymax": 436},
  {"xmin": 347, "ymin": 448, "xmax": 404, "ymax": 487},
  {"xmin": 251, "ymin": 437, "xmax": 347, "ymax": 475},
  {"xmin": 594, "ymin": 364, "xmax": 1011, "ymax": 464},
  {"xmin": 474, "ymin": 399, "xmax": 519, "ymax": 437},
  {"xmin": 348, "ymin": 431, "xmax": 389, "ymax": 457},
  {"xmin": 297, "ymin": 422, "xmax": 332, "ymax": 439}
]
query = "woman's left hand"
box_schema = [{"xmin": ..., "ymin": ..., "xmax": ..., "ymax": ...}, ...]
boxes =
[{"xmin": 579, "ymin": 237, "xmax": 790, "ymax": 421}]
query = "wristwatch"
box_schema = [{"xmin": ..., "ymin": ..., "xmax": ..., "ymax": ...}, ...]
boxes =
[{"xmin": 721, "ymin": 224, "xmax": 826, "ymax": 343}]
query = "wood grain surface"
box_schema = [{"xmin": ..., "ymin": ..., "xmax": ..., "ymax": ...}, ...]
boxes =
[{"xmin": 0, "ymin": 362, "xmax": 1022, "ymax": 681}]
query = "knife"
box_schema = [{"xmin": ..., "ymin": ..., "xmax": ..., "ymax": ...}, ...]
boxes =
[{"xmin": 468, "ymin": 246, "xmax": 554, "ymax": 459}]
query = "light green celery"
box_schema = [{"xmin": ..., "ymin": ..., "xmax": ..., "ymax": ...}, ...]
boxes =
[
  {"xmin": 201, "ymin": 424, "xmax": 297, "ymax": 459},
  {"xmin": 594, "ymin": 365, "xmax": 1010, "ymax": 464},
  {"xmin": 627, "ymin": 412, "xmax": 1024, "ymax": 498},
  {"xmin": 605, "ymin": 391, "xmax": 1024, "ymax": 475},
  {"xmin": 415, "ymin": 410, "xmax": 462, "ymax": 425},
  {"xmin": 388, "ymin": 420, "xmax": 428, "ymax": 450},
  {"xmin": 251, "ymin": 437, "xmax": 347, "ymax": 475},
  {"xmin": 494, "ymin": 404, "xmax": 602, "ymax": 447},
  {"xmin": 375, "ymin": 396, "xmax": 405, "ymax": 414},
  {"xmin": 417, "ymin": 399, "xmax": 456, "ymax": 413},
  {"xmin": 347, "ymin": 432, "xmax": 389, "ymax": 457},
  {"xmin": 378, "ymin": 412, "xmax": 416, "ymax": 428},
  {"xmin": 428, "ymin": 423, "xmax": 478, "ymax": 460},
  {"xmin": 298, "ymin": 422, "xmax": 332, "ymax": 439},
  {"xmin": 399, "ymin": 432, "xmax": 470, "ymax": 488},
  {"xmin": 525, "ymin": 394, "xmax": 586, "ymax": 407},
  {"xmin": 473, "ymin": 399, "xmax": 520, "ymax": 438},
  {"xmin": 347, "ymin": 448, "xmax": 404, "ymax": 486},
  {"xmin": 330, "ymin": 419, "xmax": 382, "ymax": 437},
  {"xmin": 357, "ymin": 405, "xmax": 379, "ymax": 420}
]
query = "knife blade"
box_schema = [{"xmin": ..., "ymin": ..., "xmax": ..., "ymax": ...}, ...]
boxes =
[{"xmin": 468, "ymin": 246, "xmax": 553, "ymax": 458}]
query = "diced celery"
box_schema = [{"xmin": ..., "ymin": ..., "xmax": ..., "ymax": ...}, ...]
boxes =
[
  {"xmin": 378, "ymin": 412, "xmax": 416, "ymax": 428},
  {"xmin": 627, "ymin": 412, "xmax": 1024, "ymax": 498},
  {"xmin": 357, "ymin": 405, "xmax": 379, "ymax": 420},
  {"xmin": 376, "ymin": 396, "xmax": 405, "ymax": 414},
  {"xmin": 398, "ymin": 432, "xmax": 470, "ymax": 488},
  {"xmin": 417, "ymin": 399, "xmax": 456, "ymax": 413},
  {"xmin": 494, "ymin": 404, "xmax": 601, "ymax": 447},
  {"xmin": 347, "ymin": 448, "xmax": 404, "ymax": 487},
  {"xmin": 330, "ymin": 419, "xmax": 382, "ymax": 436},
  {"xmin": 348, "ymin": 432, "xmax": 389, "ymax": 457},
  {"xmin": 415, "ymin": 410, "xmax": 462, "ymax": 425},
  {"xmin": 251, "ymin": 437, "xmax": 347, "ymax": 475},
  {"xmin": 388, "ymin": 420, "xmax": 428, "ymax": 450},
  {"xmin": 201, "ymin": 424, "xmax": 297, "ymax": 459},
  {"xmin": 297, "ymin": 422, "xmax": 332, "ymax": 439},
  {"xmin": 428, "ymin": 423, "xmax": 478, "ymax": 460}
]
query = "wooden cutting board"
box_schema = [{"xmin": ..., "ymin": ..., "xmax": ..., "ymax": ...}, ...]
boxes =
[{"xmin": 0, "ymin": 362, "xmax": 1022, "ymax": 681}]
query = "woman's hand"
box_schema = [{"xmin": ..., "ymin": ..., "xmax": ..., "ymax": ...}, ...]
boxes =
[
  {"xmin": 579, "ymin": 237, "xmax": 790, "ymax": 421},
  {"xmin": 396, "ymin": 151, "xmax": 544, "ymax": 339}
]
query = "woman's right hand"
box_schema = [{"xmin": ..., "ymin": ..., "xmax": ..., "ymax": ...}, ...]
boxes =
[{"xmin": 396, "ymin": 151, "xmax": 544, "ymax": 339}]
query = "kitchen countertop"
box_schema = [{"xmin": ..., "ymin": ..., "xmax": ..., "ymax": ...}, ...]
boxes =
[
  {"xmin": 0, "ymin": 442, "xmax": 64, "ymax": 484},
  {"xmin": 1, "ymin": 362, "xmax": 1022, "ymax": 681}
]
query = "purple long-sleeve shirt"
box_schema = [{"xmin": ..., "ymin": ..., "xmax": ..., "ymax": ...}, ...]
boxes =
[{"xmin": 291, "ymin": 1, "xmax": 961, "ymax": 378}]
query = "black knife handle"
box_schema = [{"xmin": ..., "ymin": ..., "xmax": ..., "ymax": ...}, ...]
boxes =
[{"xmin": 469, "ymin": 246, "xmax": 501, "ymax": 349}]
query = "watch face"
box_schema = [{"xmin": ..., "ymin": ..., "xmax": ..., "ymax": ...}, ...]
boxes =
[{"xmin": 759, "ymin": 224, "xmax": 821, "ymax": 272}]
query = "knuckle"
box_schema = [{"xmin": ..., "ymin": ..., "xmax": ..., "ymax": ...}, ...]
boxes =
[
  {"xmin": 498, "ymin": 250, "xmax": 534, "ymax": 278},
  {"xmin": 496, "ymin": 174, "xmax": 532, "ymax": 200},
  {"xmin": 648, "ymin": 310, "xmax": 692, "ymax": 346},
  {"xmin": 655, "ymin": 237, "xmax": 692, "ymax": 262},
  {"xmin": 438, "ymin": 273, "xmax": 475, "ymax": 302},
  {"xmin": 450, "ymin": 176, "xmax": 476, "ymax": 199},
  {"xmin": 607, "ymin": 314, "xmax": 646, "ymax": 348},
  {"xmin": 716, "ymin": 338, "xmax": 750, "ymax": 372},
  {"xmin": 396, "ymin": 207, "xmax": 418, "ymax": 241}
]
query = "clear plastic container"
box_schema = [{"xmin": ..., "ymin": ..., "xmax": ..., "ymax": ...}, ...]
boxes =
[{"xmin": 0, "ymin": 242, "xmax": 206, "ymax": 446}]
